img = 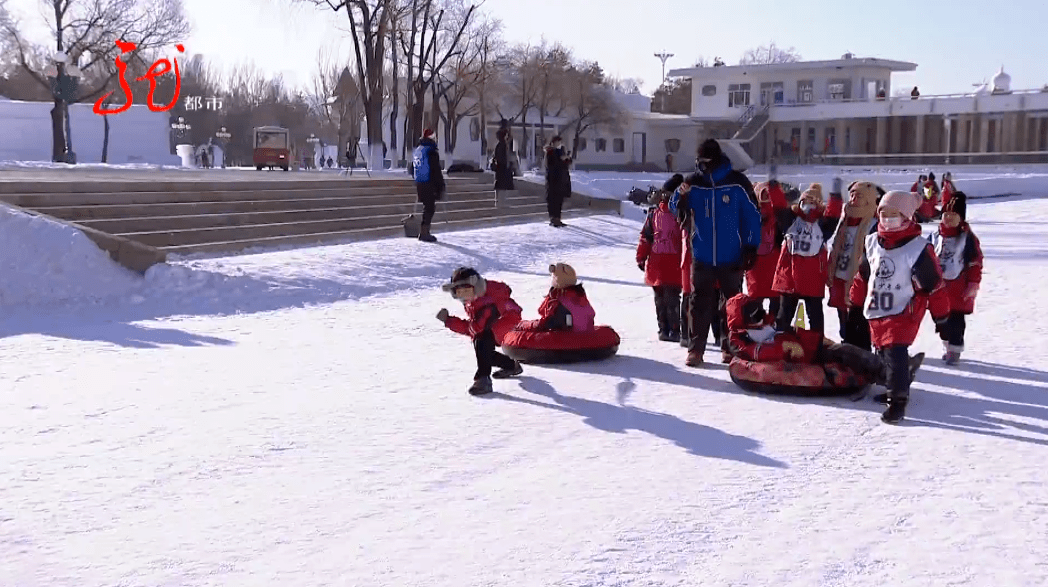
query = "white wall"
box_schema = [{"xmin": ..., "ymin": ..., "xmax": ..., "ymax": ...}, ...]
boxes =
[{"xmin": 0, "ymin": 98, "xmax": 180, "ymax": 164}]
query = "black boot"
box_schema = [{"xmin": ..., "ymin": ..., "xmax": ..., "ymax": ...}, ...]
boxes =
[
  {"xmin": 881, "ymin": 395, "xmax": 908, "ymax": 424},
  {"xmin": 418, "ymin": 223, "xmax": 437, "ymax": 242},
  {"xmin": 492, "ymin": 360, "xmax": 523, "ymax": 379},
  {"xmin": 679, "ymin": 297, "xmax": 691, "ymax": 347},
  {"xmin": 876, "ymin": 353, "xmax": 926, "ymax": 404},
  {"xmin": 666, "ymin": 288, "xmax": 682, "ymax": 342},
  {"xmin": 469, "ymin": 376, "xmax": 493, "ymax": 396},
  {"xmin": 654, "ymin": 288, "xmax": 671, "ymax": 340}
]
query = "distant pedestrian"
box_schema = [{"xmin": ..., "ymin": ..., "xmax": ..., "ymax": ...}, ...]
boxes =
[
  {"xmin": 544, "ymin": 135, "xmax": 572, "ymax": 227},
  {"xmin": 411, "ymin": 129, "xmax": 445, "ymax": 242}
]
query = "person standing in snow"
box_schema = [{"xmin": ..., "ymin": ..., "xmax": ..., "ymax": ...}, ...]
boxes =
[
  {"xmin": 848, "ymin": 191, "xmax": 950, "ymax": 424},
  {"xmin": 928, "ymin": 191, "xmax": 984, "ymax": 365},
  {"xmin": 770, "ymin": 180, "xmax": 843, "ymax": 336},
  {"xmin": 492, "ymin": 129, "xmax": 515, "ymax": 208},
  {"xmin": 826, "ymin": 181, "xmax": 884, "ymax": 351},
  {"xmin": 747, "ymin": 180, "xmax": 789, "ymax": 320},
  {"xmin": 412, "ymin": 129, "xmax": 445, "ymax": 242},
  {"xmin": 669, "ymin": 138, "xmax": 762, "ymax": 367},
  {"xmin": 637, "ymin": 177, "xmax": 685, "ymax": 342},
  {"xmin": 437, "ymin": 267, "xmax": 524, "ymax": 396},
  {"xmin": 544, "ymin": 136, "xmax": 573, "ymax": 227}
]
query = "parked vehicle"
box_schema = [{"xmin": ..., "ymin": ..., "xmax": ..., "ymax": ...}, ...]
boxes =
[{"xmin": 253, "ymin": 126, "xmax": 291, "ymax": 171}]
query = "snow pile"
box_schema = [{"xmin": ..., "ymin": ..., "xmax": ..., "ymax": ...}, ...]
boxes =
[
  {"xmin": 0, "ymin": 204, "xmax": 143, "ymax": 307},
  {"xmin": 0, "ymin": 161, "xmax": 185, "ymax": 171}
]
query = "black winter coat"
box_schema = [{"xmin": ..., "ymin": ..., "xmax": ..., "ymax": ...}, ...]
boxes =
[
  {"xmin": 545, "ymin": 146, "xmax": 572, "ymax": 200},
  {"xmin": 493, "ymin": 140, "xmax": 515, "ymax": 190},
  {"xmin": 414, "ymin": 137, "xmax": 445, "ymax": 202}
]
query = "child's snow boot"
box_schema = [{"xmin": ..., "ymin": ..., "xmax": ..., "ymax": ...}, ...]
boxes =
[
  {"xmin": 685, "ymin": 350, "xmax": 704, "ymax": 367},
  {"xmin": 874, "ymin": 353, "xmax": 924, "ymax": 405},
  {"xmin": 943, "ymin": 344, "xmax": 962, "ymax": 365},
  {"xmin": 881, "ymin": 395, "xmax": 908, "ymax": 424},
  {"xmin": 492, "ymin": 361, "xmax": 523, "ymax": 379},
  {"xmin": 468, "ymin": 376, "xmax": 494, "ymax": 396}
]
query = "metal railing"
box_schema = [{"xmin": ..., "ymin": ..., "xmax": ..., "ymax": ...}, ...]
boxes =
[{"xmin": 770, "ymin": 88, "xmax": 1048, "ymax": 108}]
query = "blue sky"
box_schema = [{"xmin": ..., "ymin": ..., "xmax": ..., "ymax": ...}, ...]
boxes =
[{"xmin": 10, "ymin": 0, "xmax": 1046, "ymax": 96}]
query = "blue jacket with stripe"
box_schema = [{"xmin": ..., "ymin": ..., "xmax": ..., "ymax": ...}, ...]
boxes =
[{"xmin": 668, "ymin": 157, "xmax": 762, "ymax": 268}]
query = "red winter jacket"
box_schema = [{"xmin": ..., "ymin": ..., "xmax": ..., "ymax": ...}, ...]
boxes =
[
  {"xmin": 746, "ymin": 196, "xmax": 783, "ymax": 299},
  {"xmin": 914, "ymin": 180, "xmax": 940, "ymax": 220},
  {"xmin": 932, "ymin": 222, "xmax": 984, "ymax": 314},
  {"xmin": 444, "ymin": 280, "xmax": 523, "ymax": 344},
  {"xmin": 726, "ymin": 293, "xmax": 824, "ymax": 362},
  {"xmin": 637, "ymin": 201, "xmax": 684, "ymax": 288},
  {"xmin": 771, "ymin": 197, "xmax": 842, "ymax": 298},
  {"xmin": 848, "ymin": 223, "xmax": 950, "ymax": 347},
  {"xmin": 516, "ymin": 284, "xmax": 597, "ymax": 332},
  {"xmin": 940, "ymin": 179, "xmax": 956, "ymax": 210}
]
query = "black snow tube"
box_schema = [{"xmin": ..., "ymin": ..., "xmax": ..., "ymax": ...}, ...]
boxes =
[
  {"xmin": 502, "ymin": 326, "xmax": 620, "ymax": 364},
  {"xmin": 728, "ymin": 358, "xmax": 869, "ymax": 397}
]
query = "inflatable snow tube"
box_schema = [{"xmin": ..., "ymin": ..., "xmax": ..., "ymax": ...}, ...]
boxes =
[
  {"xmin": 502, "ymin": 326, "xmax": 620, "ymax": 364},
  {"xmin": 728, "ymin": 358, "xmax": 868, "ymax": 397}
]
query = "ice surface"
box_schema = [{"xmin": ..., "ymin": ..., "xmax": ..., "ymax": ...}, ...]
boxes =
[{"xmin": 0, "ymin": 177, "xmax": 1046, "ymax": 586}]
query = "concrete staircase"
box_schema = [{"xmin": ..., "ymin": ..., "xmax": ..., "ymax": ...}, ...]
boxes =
[
  {"xmin": 0, "ymin": 174, "xmax": 612, "ymax": 264},
  {"xmin": 732, "ymin": 104, "xmax": 771, "ymax": 143}
]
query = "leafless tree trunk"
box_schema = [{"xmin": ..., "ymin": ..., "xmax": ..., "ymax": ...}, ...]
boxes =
[
  {"xmin": 0, "ymin": 0, "xmax": 190, "ymax": 162},
  {"xmin": 562, "ymin": 61, "xmax": 622, "ymax": 160},
  {"xmin": 739, "ymin": 43, "xmax": 801, "ymax": 65}
]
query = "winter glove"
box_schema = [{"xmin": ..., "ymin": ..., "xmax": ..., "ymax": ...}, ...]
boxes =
[
  {"xmin": 436, "ymin": 308, "xmax": 450, "ymax": 323},
  {"xmin": 964, "ymin": 283, "xmax": 980, "ymax": 300},
  {"xmin": 782, "ymin": 341, "xmax": 804, "ymax": 359},
  {"xmin": 740, "ymin": 246, "xmax": 758, "ymax": 271}
]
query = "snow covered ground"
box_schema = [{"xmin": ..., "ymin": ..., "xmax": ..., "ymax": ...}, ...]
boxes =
[{"xmin": 2, "ymin": 188, "xmax": 1048, "ymax": 585}]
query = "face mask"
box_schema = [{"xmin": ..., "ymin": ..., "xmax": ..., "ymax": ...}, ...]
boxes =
[
  {"xmin": 942, "ymin": 212, "xmax": 961, "ymax": 228},
  {"xmin": 800, "ymin": 202, "xmax": 815, "ymax": 214},
  {"xmin": 879, "ymin": 216, "xmax": 905, "ymax": 231}
]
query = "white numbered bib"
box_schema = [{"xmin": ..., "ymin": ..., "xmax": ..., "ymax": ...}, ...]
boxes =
[
  {"xmin": 930, "ymin": 231, "xmax": 968, "ymax": 281},
  {"xmin": 863, "ymin": 234, "xmax": 928, "ymax": 320},
  {"xmin": 785, "ymin": 217, "xmax": 824, "ymax": 257},
  {"xmin": 833, "ymin": 225, "xmax": 859, "ymax": 279}
]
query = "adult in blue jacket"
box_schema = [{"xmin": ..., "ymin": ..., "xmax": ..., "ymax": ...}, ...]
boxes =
[
  {"xmin": 412, "ymin": 128, "xmax": 446, "ymax": 242},
  {"xmin": 669, "ymin": 139, "xmax": 762, "ymax": 367}
]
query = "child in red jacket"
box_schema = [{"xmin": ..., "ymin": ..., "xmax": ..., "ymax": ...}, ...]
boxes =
[
  {"xmin": 849, "ymin": 191, "xmax": 950, "ymax": 424},
  {"xmin": 915, "ymin": 172, "xmax": 941, "ymax": 222},
  {"xmin": 939, "ymin": 171, "xmax": 956, "ymax": 210},
  {"xmin": 437, "ymin": 267, "xmax": 524, "ymax": 395},
  {"xmin": 746, "ymin": 180, "xmax": 787, "ymax": 318},
  {"xmin": 517, "ymin": 263, "xmax": 597, "ymax": 332},
  {"xmin": 928, "ymin": 191, "xmax": 983, "ymax": 364},
  {"xmin": 637, "ymin": 176, "xmax": 685, "ymax": 341},
  {"xmin": 826, "ymin": 181, "xmax": 883, "ymax": 351},
  {"xmin": 771, "ymin": 181, "xmax": 843, "ymax": 335}
]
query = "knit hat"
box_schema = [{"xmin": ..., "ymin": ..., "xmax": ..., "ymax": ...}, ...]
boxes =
[
  {"xmin": 844, "ymin": 181, "xmax": 881, "ymax": 219},
  {"xmin": 878, "ymin": 190, "xmax": 921, "ymax": 220},
  {"xmin": 442, "ymin": 266, "xmax": 486, "ymax": 297},
  {"xmin": 662, "ymin": 173, "xmax": 685, "ymax": 192},
  {"xmin": 943, "ymin": 190, "xmax": 967, "ymax": 221},
  {"xmin": 549, "ymin": 262, "xmax": 577, "ymax": 288},
  {"xmin": 698, "ymin": 138, "xmax": 723, "ymax": 162},
  {"xmin": 801, "ymin": 182, "xmax": 824, "ymax": 203},
  {"xmin": 422, "ymin": 128, "xmax": 434, "ymax": 139}
]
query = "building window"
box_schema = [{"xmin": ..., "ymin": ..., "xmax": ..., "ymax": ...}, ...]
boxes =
[
  {"xmin": 576, "ymin": 137, "xmax": 587, "ymax": 152},
  {"xmin": 845, "ymin": 127, "xmax": 851, "ymax": 153},
  {"xmin": 701, "ymin": 84, "xmax": 717, "ymax": 96},
  {"xmin": 595, "ymin": 138, "xmax": 607, "ymax": 152},
  {"xmin": 728, "ymin": 83, "xmax": 751, "ymax": 107},
  {"xmin": 759, "ymin": 82, "xmax": 785, "ymax": 106},
  {"xmin": 665, "ymin": 138, "xmax": 681, "ymax": 153},
  {"xmin": 613, "ymin": 138, "xmax": 625, "ymax": 153},
  {"xmin": 797, "ymin": 80, "xmax": 814, "ymax": 103},
  {"xmin": 828, "ymin": 83, "xmax": 845, "ymax": 101},
  {"xmin": 807, "ymin": 127, "xmax": 816, "ymax": 153}
]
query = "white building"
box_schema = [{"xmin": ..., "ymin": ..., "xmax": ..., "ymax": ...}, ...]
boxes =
[{"xmin": 667, "ymin": 55, "xmax": 1048, "ymax": 165}]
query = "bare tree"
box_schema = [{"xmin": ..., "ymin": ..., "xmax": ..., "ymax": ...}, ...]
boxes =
[
  {"xmin": 608, "ymin": 76, "xmax": 642, "ymax": 94},
  {"xmin": 436, "ymin": 13, "xmax": 502, "ymax": 156},
  {"xmin": 693, "ymin": 56, "xmax": 710, "ymax": 67},
  {"xmin": 495, "ymin": 42, "xmax": 541, "ymax": 164},
  {"xmin": 296, "ymin": 0, "xmax": 394, "ymax": 169},
  {"xmin": 310, "ymin": 48, "xmax": 361, "ymax": 165},
  {"xmin": 561, "ymin": 61, "xmax": 622, "ymax": 159},
  {"xmin": 398, "ymin": 0, "xmax": 475, "ymax": 152},
  {"xmin": 739, "ymin": 43, "xmax": 801, "ymax": 65},
  {"xmin": 473, "ymin": 17, "xmax": 503, "ymax": 160},
  {"xmin": 651, "ymin": 77, "xmax": 690, "ymax": 114},
  {"xmin": 0, "ymin": 0, "xmax": 190, "ymax": 162},
  {"xmin": 532, "ymin": 41, "xmax": 571, "ymax": 150}
]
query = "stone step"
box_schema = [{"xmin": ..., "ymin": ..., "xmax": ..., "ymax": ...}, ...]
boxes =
[
  {"xmin": 32, "ymin": 188, "xmax": 508, "ymax": 220},
  {"xmin": 158, "ymin": 208, "xmax": 589, "ymax": 256},
  {"xmin": 0, "ymin": 174, "xmax": 493, "ymax": 195},
  {"xmin": 0, "ymin": 180, "xmax": 494, "ymax": 207},
  {"xmin": 76, "ymin": 194, "xmax": 541, "ymax": 233},
  {"xmin": 119, "ymin": 202, "xmax": 553, "ymax": 248}
]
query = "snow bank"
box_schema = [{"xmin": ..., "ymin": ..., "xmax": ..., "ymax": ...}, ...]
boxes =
[{"xmin": 0, "ymin": 204, "xmax": 143, "ymax": 307}]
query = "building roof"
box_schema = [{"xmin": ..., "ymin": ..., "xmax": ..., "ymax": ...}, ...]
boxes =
[{"xmin": 668, "ymin": 57, "xmax": 917, "ymax": 79}]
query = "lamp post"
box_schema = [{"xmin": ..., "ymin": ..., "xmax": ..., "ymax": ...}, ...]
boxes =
[
  {"xmin": 44, "ymin": 51, "xmax": 83, "ymax": 164},
  {"xmin": 654, "ymin": 51, "xmax": 674, "ymax": 113}
]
